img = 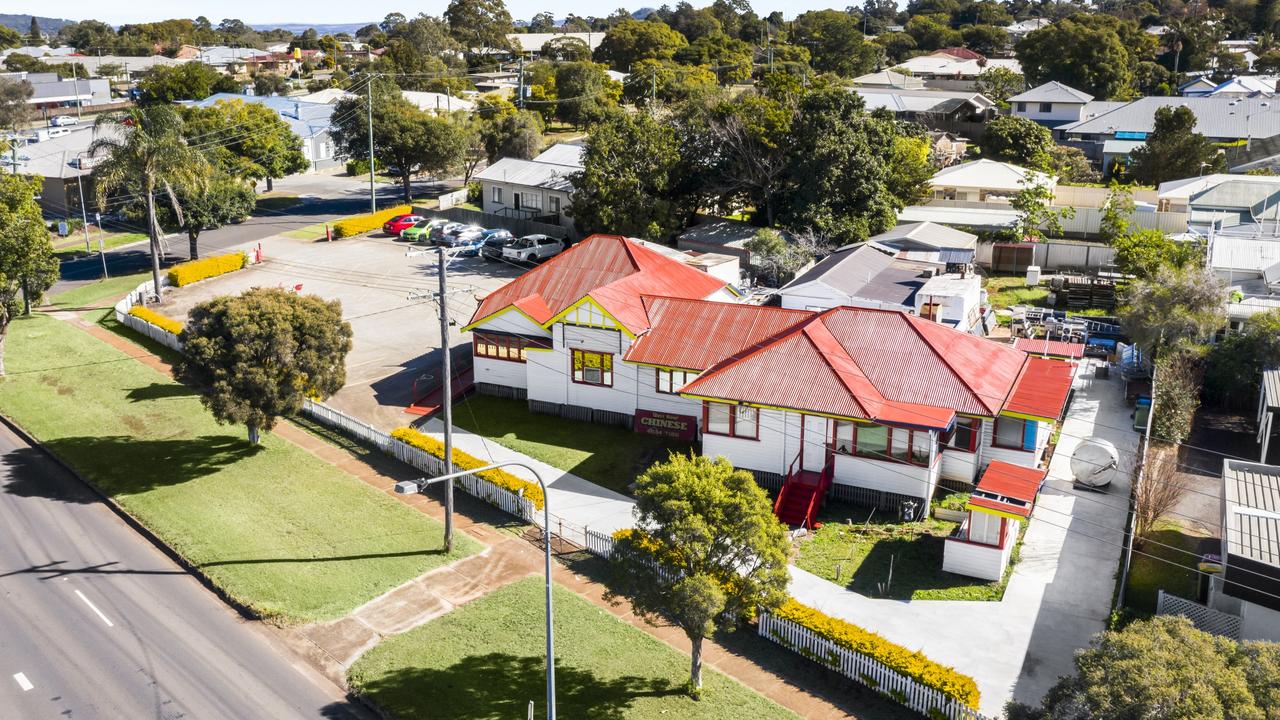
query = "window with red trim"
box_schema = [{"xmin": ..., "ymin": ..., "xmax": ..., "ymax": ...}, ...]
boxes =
[
  {"xmin": 473, "ymin": 333, "xmax": 530, "ymax": 362},
  {"xmin": 656, "ymin": 368, "xmax": 698, "ymax": 394},
  {"xmin": 942, "ymin": 417, "xmax": 981, "ymax": 453},
  {"xmin": 993, "ymin": 416, "xmax": 1036, "ymax": 451},
  {"xmin": 572, "ymin": 349, "xmax": 613, "ymax": 386},
  {"xmin": 703, "ymin": 402, "xmax": 758, "ymax": 439},
  {"xmin": 832, "ymin": 421, "xmax": 931, "ymax": 466}
]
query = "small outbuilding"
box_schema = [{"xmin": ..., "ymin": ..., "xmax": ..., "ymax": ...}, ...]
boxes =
[{"xmin": 942, "ymin": 460, "xmax": 1043, "ymax": 581}]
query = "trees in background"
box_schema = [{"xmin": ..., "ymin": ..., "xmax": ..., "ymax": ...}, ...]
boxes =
[
  {"xmin": 1152, "ymin": 349, "xmax": 1204, "ymax": 445},
  {"xmin": 445, "ymin": 0, "xmax": 515, "ymax": 55},
  {"xmin": 1010, "ymin": 179, "xmax": 1074, "ymax": 242},
  {"xmin": 177, "ymin": 288, "xmax": 352, "ymax": 444},
  {"xmin": 593, "ymin": 19, "xmax": 688, "ymax": 71},
  {"xmin": 790, "ymin": 10, "xmax": 878, "ymax": 78},
  {"xmin": 1016, "ymin": 15, "xmax": 1155, "ymax": 99},
  {"xmin": 980, "ymin": 115, "xmax": 1055, "ymax": 167},
  {"xmin": 0, "ymin": 77, "xmax": 32, "ymax": 134},
  {"xmin": 163, "ymin": 175, "xmax": 256, "ymax": 259},
  {"xmin": 605, "ymin": 453, "xmax": 789, "ymax": 697},
  {"xmin": 570, "ymin": 111, "xmax": 684, "ymax": 238},
  {"xmin": 1128, "ymin": 106, "xmax": 1226, "ymax": 186},
  {"xmin": 1205, "ymin": 309, "xmax": 1280, "ymax": 411},
  {"xmin": 744, "ymin": 228, "xmax": 810, "ymax": 285},
  {"xmin": 1118, "ymin": 264, "xmax": 1226, "ymax": 356},
  {"xmin": 181, "ymin": 99, "xmax": 309, "ymax": 192},
  {"xmin": 137, "ymin": 63, "xmax": 239, "ymax": 103},
  {"xmin": 975, "ymin": 66, "xmax": 1025, "ymax": 109},
  {"xmin": 0, "ymin": 173, "xmax": 59, "ymax": 374}
]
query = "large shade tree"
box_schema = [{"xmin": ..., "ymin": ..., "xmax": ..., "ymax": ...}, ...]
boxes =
[
  {"xmin": 0, "ymin": 173, "xmax": 59, "ymax": 374},
  {"xmin": 570, "ymin": 111, "xmax": 685, "ymax": 237},
  {"xmin": 90, "ymin": 105, "xmax": 208, "ymax": 302},
  {"xmin": 176, "ymin": 288, "xmax": 353, "ymax": 443},
  {"xmin": 1127, "ymin": 106, "xmax": 1226, "ymax": 186},
  {"xmin": 1118, "ymin": 263, "xmax": 1226, "ymax": 356},
  {"xmin": 181, "ymin": 99, "xmax": 309, "ymax": 191},
  {"xmin": 605, "ymin": 454, "xmax": 790, "ymax": 697}
]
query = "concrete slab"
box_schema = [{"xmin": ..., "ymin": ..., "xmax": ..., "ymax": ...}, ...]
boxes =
[{"xmin": 354, "ymin": 581, "xmax": 453, "ymax": 636}]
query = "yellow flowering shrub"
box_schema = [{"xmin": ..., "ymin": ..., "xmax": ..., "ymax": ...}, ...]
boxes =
[
  {"xmin": 332, "ymin": 205, "xmax": 413, "ymax": 239},
  {"xmin": 128, "ymin": 305, "xmax": 184, "ymax": 335},
  {"xmin": 772, "ymin": 599, "xmax": 980, "ymax": 709},
  {"xmin": 167, "ymin": 252, "xmax": 248, "ymax": 287},
  {"xmin": 390, "ymin": 427, "xmax": 545, "ymax": 509}
]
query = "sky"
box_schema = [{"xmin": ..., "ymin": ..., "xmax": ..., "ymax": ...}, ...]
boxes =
[{"xmin": 9, "ymin": 1, "xmax": 841, "ymax": 27}]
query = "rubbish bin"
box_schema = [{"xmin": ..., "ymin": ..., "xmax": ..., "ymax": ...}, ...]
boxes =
[{"xmin": 1026, "ymin": 265, "xmax": 1041, "ymax": 286}]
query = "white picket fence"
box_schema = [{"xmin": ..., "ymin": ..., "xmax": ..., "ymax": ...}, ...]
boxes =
[
  {"xmin": 758, "ymin": 612, "xmax": 990, "ymax": 720},
  {"xmin": 300, "ymin": 399, "xmax": 537, "ymax": 522},
  {"xmin": 584, "ymin": 528, "xmax": 617, "ymax": 558}
]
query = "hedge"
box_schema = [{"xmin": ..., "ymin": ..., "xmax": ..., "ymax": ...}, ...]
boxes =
[
  {"xmin": 167, "ymin": 252, "xmax": 248, "ymax": 287},
  {"xmin": 772, "ymin": 599, "xmax": 981, "ymax": 709},
  {"xmin": 390, "ymin": 427, "xmax": 545, "ymax": 510},
  {"xmin": 332, "ymin": 205, "xmax": 413, "ymax": 239},
  {"xmin": 128, "ymin": 305, "xmax": 184, "ymax": 335}
]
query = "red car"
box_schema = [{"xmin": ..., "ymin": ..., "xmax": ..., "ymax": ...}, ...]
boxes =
[{"xmin": 382, "ymin": 214, "xmax": 425, "ymax": 236}]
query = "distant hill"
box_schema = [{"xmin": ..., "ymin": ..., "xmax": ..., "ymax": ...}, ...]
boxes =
[
  {"xmin": 0, "ymin": 13, "xmax": 75, "ymax": 35},
  {"xmin": 633, "ymin": 8, "xmax": 658, "ymax": 19},
  {"xmin": 248, "ymin": 22, "xmax": 374, "ymax": 35}
]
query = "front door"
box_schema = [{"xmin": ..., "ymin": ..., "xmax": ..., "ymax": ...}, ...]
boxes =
[{"xmin": 801, "ymin": 414, "xmax": 828, "ymax": 472}]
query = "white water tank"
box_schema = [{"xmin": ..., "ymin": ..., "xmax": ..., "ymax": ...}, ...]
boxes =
[{"xmin": 1026, "ymin": 265, "xmax": 1041, "ymax": 286}]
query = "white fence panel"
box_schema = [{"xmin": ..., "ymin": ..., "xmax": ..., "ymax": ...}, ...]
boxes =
[
  {"xmin": 757, "ymin": 612, "xmax": 990, "ymax": 720},
  {"xmin": 584, "ymin": 528, "xmax": 616, "ymax": 559},
  {"xmin": 1156, "ymin": 590, "xmax": 1242, "ymax": 639}
]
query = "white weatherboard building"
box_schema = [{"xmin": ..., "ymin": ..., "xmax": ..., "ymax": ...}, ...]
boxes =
[
  {"xmin": 475, "ymin": 144, "xmax": 583, "ymax": 230},
  {"xmin": 1009, "ymin": 82, "xmax": 1095, "ymax": 128}
]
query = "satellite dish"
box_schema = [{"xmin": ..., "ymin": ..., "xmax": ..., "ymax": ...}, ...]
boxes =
[{"xmin": 1071, "ymin": 438, "xmax": 1120, "ymax": 491}]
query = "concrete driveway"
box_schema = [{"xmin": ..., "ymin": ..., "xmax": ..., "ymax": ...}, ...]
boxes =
[{"xmin": 157, "ymin": 229, "xmax": 522, "ymax": 430}]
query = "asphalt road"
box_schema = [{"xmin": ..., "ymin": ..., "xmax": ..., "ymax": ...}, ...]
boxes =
[
  {"xmin": 55, "ymin": 174, "xmax": 453, "ymax": 292},
  {"xmin": 0, "ymin": 424, "xmax": 370, "ymax": 720}
]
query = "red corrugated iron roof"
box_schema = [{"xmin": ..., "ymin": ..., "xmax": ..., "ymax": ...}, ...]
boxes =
[
  {"xmin": 624, "ymin": 297, "xmax": 812, "ymax": 370},
  {"xmin": 1013, "ymin": 338, "xmax": 1085, "ymax": 359},
  {"xmin": 683, "ymin": 307, "xmax": 1069, "ymax": 427},
  {"xmin": 468, "ymin": 235, "xmax": 728, "ymax": 334},
  {"xmin": 1005, "ymin": 356, "xmax": 1074, "ymax": 421},
  {"xmin": 969, "ymin": 460, "xmax": 1043, "ymax": 518}
]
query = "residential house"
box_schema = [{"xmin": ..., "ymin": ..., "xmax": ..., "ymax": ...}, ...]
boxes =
[
  {"xmin": 2, "ymin": 71, "xmax": 111, "ymax": 109},
  {"xmin": 1208, "ymin": 460, "xmax": 1280, "ymax": 642},
  {"xmin": 474, "ymin": 143, "xmax": 583, "ymax": 231},
  {"xmin": 676, "ymin": 216, "xmax": 797, "ymax": 264},
  {"xmin": 928, "ymin": 131, "xmax": 968, "ymax": 166},
  {"xmin": 468, "ymin": 70, "xmax": 520, "ymax": 95},
  {"xmin": 506, "ymin": 32, "xmax": 604, "ymax": 57},
  {"xmin": 293, "ymin": 87, "xmax": 475, "ymax": 113},
  {"xmin": 41, "ymin": 53, "xmax": 187, "ymax": 80},
  {"xmin": 779, "ymin": 243, "xmax": 986, "ymax": 334},
  {"xmin": 892, "ymin": 49, "xmax": 1021, "ymax": 91},
  {"xmin": 943, "ymin": 460, "xmax": 1043, "ymax": 580},
  {"xmin": 1004, "ymin": 18, "xmax": 1051, "ymax": 40},
  {"xmin": 853, "ymin": 87, "xmax": 996, "ymax": 137},
  {"xmin": 929, "ymin": 159, "xmax": 1054, "ymax": 201},
  {"xmin": 1009, "ymin": 82, "xmax": 1094, "ymax": 128},
  {"xmin": 1161, "ymin": 173, "xmax": 1280, "ymax": 229},
  {"xmin": 0, "ymin": 45, "xmax": 79, "ymax": 60},
  {"xmin": 1179, "ymin": 77, "xmax": 1219, "ymax": 97},
  {"xmin": 867, "ymin": 221, "xmax": 979, "ymax": 263},
  {"xmin": 852, "ymin": 70, "xmax": 925, "ymax": 90},
  {"xmin": 1191, "ymin": 75, "xmax": 1280, "ymax": 98},
  {"xmin": 8, "ymin": 124, "xmax": 106, "ymax": 215},
  {"xmin": 183, "ymin": 94, "xmax": 339, "ymax": 171}
]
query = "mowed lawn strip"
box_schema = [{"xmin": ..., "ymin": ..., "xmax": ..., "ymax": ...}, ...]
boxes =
[
  {"xmin": 0, "ymin": 314, "xmax": 481, "ymax": 623},
  {"xmin": 452, "ymin": 394, "xmax": 690, "ymax": 494},
  {"xmin": 349, "ymin": 576, "xmax": 798, "ymax": 720},
  {"xmin": 46, "ymin": 272, "xmax": 151, "ymax": 312}
]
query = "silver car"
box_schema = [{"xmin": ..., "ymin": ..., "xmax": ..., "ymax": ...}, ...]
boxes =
[{"xmin": 502, "ymin": 235, "xmax": 566, "ymax": 263}]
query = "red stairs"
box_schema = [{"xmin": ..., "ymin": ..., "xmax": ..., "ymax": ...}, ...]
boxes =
[{"xmin": 773, "ymin": 455, "xmax": 834, "ymax": 528}]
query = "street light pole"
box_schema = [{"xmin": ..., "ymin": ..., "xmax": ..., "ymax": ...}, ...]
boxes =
[
  {"xmin": 421, "ymin": 462, "xmax": 555, "ymax": 720},
  {"xmin": 438, "ymin": 247, "xmax": 455, "ymax": 553},
  {"xmin": 366, "ymin": 74, "xmax": 376, "ymax": 214},
  {"xmin": 75, "ymin": 157, "xmax": 91, "ymax": 252}
]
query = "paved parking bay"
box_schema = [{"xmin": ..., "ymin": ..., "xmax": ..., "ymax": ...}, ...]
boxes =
[{"xmin": 158, "ymin": 230, "xmax": 523, "ymax": 429}]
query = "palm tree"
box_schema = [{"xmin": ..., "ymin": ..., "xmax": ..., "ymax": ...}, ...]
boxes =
[{"xmin": 89, "ymin": 105, "xmax": 206, "ymax": 304}]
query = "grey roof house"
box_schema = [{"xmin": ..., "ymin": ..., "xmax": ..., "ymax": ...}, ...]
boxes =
[
  {"xmin": 1209, "ymin": 460, "xmax": 1280, "ymax": 642},
  {"xmin": 183, "ymin": 94, "xmax": 340, "ymax": 172},
  {"xmin": 1009, "ymin": 81, "xmax": 1094, "ymax": 128},
  {"xmin": 474, "ymin": 143, "xmax": 584, "ymax": 231}
]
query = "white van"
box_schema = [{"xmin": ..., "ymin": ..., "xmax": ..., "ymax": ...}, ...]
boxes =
[{"xmin": 50, "ymin": 115, "xmax": 79, "ymax": 127}]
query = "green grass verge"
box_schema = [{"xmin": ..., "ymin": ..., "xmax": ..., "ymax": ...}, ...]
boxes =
[
  {"xmin": 281, "ymin": 221, "xmax": 332, "ymax": 240},
  {"xmin": 255, "ymin": 195, "xmax": 303, "ymax": 212},
  {"xmin": 984, "ymin": 275, "xmax": 1050, "ymax": 310},
  {"xmin": 451, "ymin": 394, "xmax": 690, "ymax": 495},
  {"xmin": 793, "ymin": 504, "xmax": 1022, "ymax": 601},
  {"xmin": 53, "ymin": 231, "xmax": 148, "ymax": 259},
  {"xmin": 349, "ymin": 577, "xmax": 797, "ymax": 720},
  {"xmin": 1124, "ymin": 522, "xmax": 1203, "ymax": 615},
  {"xmin": 46, "ymin": 272, "xmax": 150, "ymax": 311},
  {"xmin": 0, "ymin": 314, "xmax": 482, "ymax": 623}
]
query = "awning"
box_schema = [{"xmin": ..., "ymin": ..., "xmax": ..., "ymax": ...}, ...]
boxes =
[
  {"xmin": 967, "ymin": 460, "xmax": 1044, "ymax": 519},
  {"xmin": 1012, "ymin": 338, "xmax": 1085, "ymax": 360},
  {"xmin": 1003, "ymin": 357, "xmax": 1074, "ymax": 422}
]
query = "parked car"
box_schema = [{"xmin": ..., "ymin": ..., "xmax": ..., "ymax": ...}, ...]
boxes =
[
  {"xmin": 441, "ymin": 225, "xmax": 485, "ymax": 247},
  {"xmin": 429, "ymin": 221, "xmax": 465, "ymax": 243},
  {"xmin": 453, "ymin": 236, "xmax": 487, "ymax": 257},
  {"xmin": 479, "ymin": 230, "xmax": 517, "ymax": 261},
  {"xmin": 399, "ymin": 218, "xmax": 448, "ymax": 243},
  {"xmin": 503, "ymin": 234, "xmax": 566, "ymax": 263},
  {"xmin": 382, "ymin": 214, "xmax": 425, "ymax": 236},
  {"xmin": 50, "ymin": 115, "xmax": 78, "ymax": 127}
]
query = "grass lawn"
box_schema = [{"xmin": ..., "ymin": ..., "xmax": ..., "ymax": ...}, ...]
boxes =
[
  {"xmin": 451, "ymin": 394, "xmax": 690, "ymax": 494},
  {"xmin": 349, "ymin": 577, "xmax": 796, "ymax": 720},
  {"xmin": 255, "ymin": 194, "xmax": 302, "ymax": 212},
  {"xmin": 282, "ymin": 221, "xmax": 332, "ymax": 240},
  {"xmin": 984, "ymin": 275, "xmax": 1050, "ymax": 310},
  {"xmin": 1123, "ymin": 522, "xmax": 1204, "ymax": 615},
  {"xmin": 793, "ymin": 504, "xmax": 1022, "ymax": 601},
  {"xmin": 46, "ymin": 272, "xmax": 150, "ymax": 312},
  {"xmin": 0, "ymin": 314, "xmax": 482, "ymax": 623},
  {"xmin": 53, "ymin": 230, "xmax": 148, "ymax": 259}
]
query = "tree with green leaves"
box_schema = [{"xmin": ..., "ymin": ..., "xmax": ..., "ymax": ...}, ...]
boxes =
[
  {"xmin": 89, "ymin": 105, "xmax": 208, "ymax": 302},
  {"xmin": 176, "ymin": 288, "xmax": 353, "ymax": 444},
  {"xmin": 1047, "ymin": 145, "xmax": 1100, "ymax": 184},
  {"xmin": 540, "ymin": 35, "xmax": 591, "ymax": 61},
  {"xmin": 604, "ymin": 453, "xmax": 790, "ymax": 697},
  {"xmin": 28, "ymin": 17, "xmax": 41, "ymax": 44},
  {"xmin": 1205, "ymin": 309, "xmax": 1280, "ymax": 410},
  {"xmin": 137, "ymin": 62, "xmax": 239, "ymax": 103},
  {"xmin": 1112, "ymin": 229, "xmax": 1202, "ymax": 280},
  {"xmin": 445, "ymin": 0, "xmax": 515, "ymax": 54},
  {"xmin": 790, "ymin": 9, "xmax": 878, "ymax": 77},
  {"xmin": 0, "ymin": 25, "xmax": 23, "ymax": 49},
  {"xmin": 593, "ymin": 19, "xmax": 688, "ymax": 71},
  {"xmin": 0, "ymin": 77, "xmax": 32, "ymax": 134},
  {"xmin": 551, "ymin": 61, "xmax": 621, "ymax": 128},
  {"xmin": 1014, "ymin": 616, "xmax": 1278, "ymax": 720},
  {"xmin": 181, "ymin": 99, "xmax": 309, "ymax": 191},
  {"xmin": 1100, "ymin": 181, "xmax": 1135, "ymax": 243},
  {"xmin": 481, "ymin": 109, "xmax": 544, "ymax": 161},
  {"xmin": 570, "ymin": 111, "xmax": 684, "ymax": 238},
  {"xmin": 1152, "ymin": 348, "xmax": 1203, "ymax": 445},
  {"xmin": 980, "ymin": 115, "xmax": 1055, "ymax": 168},
  {"xmin": 252, "ymin": 73, "xmax": 289, "ymax": 97},
  {"xmin": 975, "ymin": 66, "xmax": 1025, "ymax": 109},
  {"xmin": 744, "ymin": 228, "xmax": 810, "ymax": 285},
  {"xmin": 96, "ymin": 62, "xmax": 126, "ymax": 81},
  {"xmin": 1015, "ymin": 16, "xmax": 1140, "ymax": 99},
  {"xmin": 961, "ymin": 24, "xmax": 1008, "ymax": 56},
  {"xmin": 674, "ymin": 32, "xmax": 754, "ymax": 84},
  {"xmin": 625, "ymin": 59, "xmax": 719, "ymax": 107},
  {"xmin": 1119, "ymin": 264, "xmax": 1226, "ymax": 356},
  {"xmin": 905, "ymin": 15, "xmax": 963, "ymax": 51},
  {"xmin": 1128, "ymin": 106, "xmax": 1226, "ymax": 186},
  {"xmin": 0, "ymin": 173, "xmax": 59, "ymax": 374},
  {"xmin": 1009, "ymin": 178, "xmax": 1074, "ymax": 242},
  {"xmin": 331, "ymin": 86, "xmax": 468, "ymax": 202},
  {"xmin": 162, "ymin": 174, "xmax": 256, "ymax": 259}
]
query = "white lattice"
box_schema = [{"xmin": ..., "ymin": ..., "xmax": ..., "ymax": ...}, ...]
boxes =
[{"xmin": 1156, "ymin": 590, "xmax": 1242, "ymax": 639}]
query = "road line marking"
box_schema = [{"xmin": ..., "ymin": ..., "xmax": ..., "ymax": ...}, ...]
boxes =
[
  {"xmin": 13, "ymin": 673, "xmax": 32, "ymax": 691},
  {"xmin": 75, "ymin": 589, "xmax": 115, "ymax": 628}
]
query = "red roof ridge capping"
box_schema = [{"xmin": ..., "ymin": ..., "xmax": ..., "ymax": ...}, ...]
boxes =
[
  {"xmin": 968, "ymin": 460, "xmax": 1044, "ymax": 519},
  {"xmin": 895, "ymin": 310, "xmax": 1024, "ymax": 416},
  {"xmin": 1003, "ymin": 356, "xmax": 1074, "ymax": 422},
  {"xmin": 625, "ymin": 295, "xmax": 814, "ymax": 368},
  {"xmin": 800, "ymin": 316, "xmax": 875, "ymax": 418}
]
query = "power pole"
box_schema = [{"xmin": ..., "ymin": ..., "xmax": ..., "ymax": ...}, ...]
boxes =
[
  {"xmin": 76, "ymin": 157, "xmax": 91, "ymax": 252},
  {"xmin": 70, "ymin": 61, "xmax": 82, "ymax": 121},
  {"xmin": 517, "ymin": 55, "xmax": 525, "ymax": 109},
  {"xmin": 438, "ymin": 247, "xmax": 455, "ymax": 553},
  {"xmin": 366, "ymin": 75, "xmax": 376, "ymax": 214}
]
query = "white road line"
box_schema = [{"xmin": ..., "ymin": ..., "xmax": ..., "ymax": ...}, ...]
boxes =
[
  {"xmin": 74, "ymin": 589, "xmax": 115, "ymax": 628},
  {"xmin": 13, "ymin": 672, "xmax": 33, "ymax": 691}
]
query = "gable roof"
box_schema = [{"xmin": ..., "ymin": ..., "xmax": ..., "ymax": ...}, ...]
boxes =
[
  {"xmin": 1009, "ymin": 81, "xmax": 1093, "ymax": 104},
  {"xmin": 869, "ymin": 221, "xmax": 978, "ymax": 250},
  {"xmin": 682, "ymin": 307, "xmax": 1044, "ymax": 421},
  {"xmin": 969, "ymin": 460, "xmax": 1043, "ymax": 518},
  {"xmin": 782, "ymin": 245, "xmax": 930, "ymax": 308},
  {"xmin": 467, "ymin": 235, "xmax": 729, "ymax": 334},
  {"xmin": 475, "ymin": 143, "xmax": 583, "ymax": 191},
  {"xmin": 1057, "ymin": 96, "xmax": 1280, "ymax": 141},
  {"xmin": 624, "ymin": 298, "xmax": 812, "ymax": 371},
  {"xmin": 930, "ymin": 159, "xmax": 1053, "ymax": 192}
]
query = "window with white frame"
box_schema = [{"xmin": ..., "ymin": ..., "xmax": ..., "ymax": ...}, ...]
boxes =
[
  {"xmin": 656, "ymin": 368, "xmax": 698, "ymax": 394},
  {"xmin": 704, "ymin": 402, "xmax": 758, "ymax": 439},
  {"xmin": 492, "ymin": 186, "xmax": 502, "ymax": 204}
]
